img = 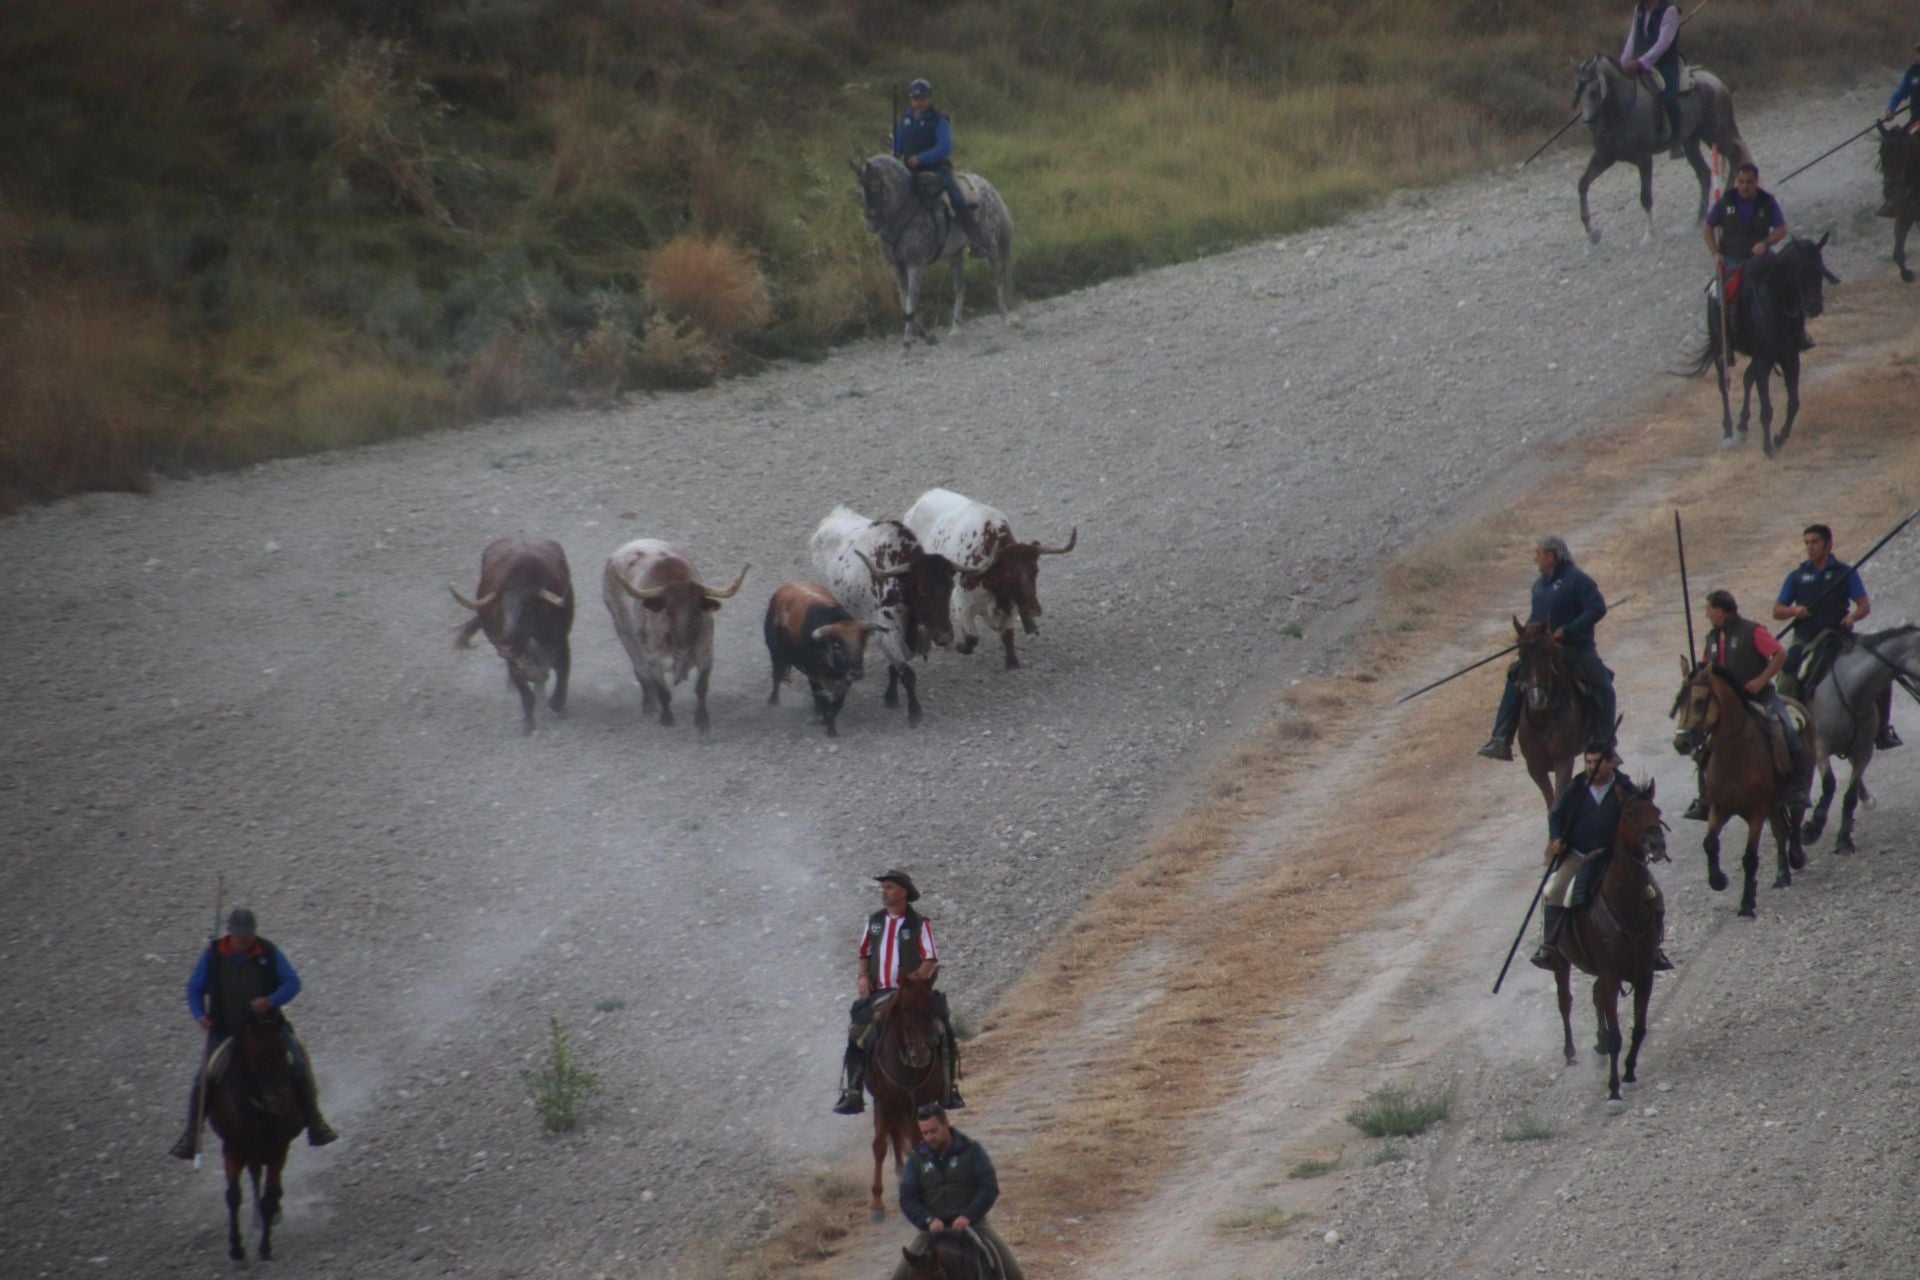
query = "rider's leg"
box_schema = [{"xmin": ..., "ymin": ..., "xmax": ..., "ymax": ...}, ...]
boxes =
[
  {"xmin": 834, "ymin": 1003, "xmax": 870, "ymax": 1114},
  {"xmin": 1573, "ymin": 649, "xmax": 1618, "ymax": 749},
  {"xmin": 169, "ymin": 1069, "xmax": 208, "ymax": 1160},
  {"xmin": 1777, "ymin": 644, "xmax": 1806, "ymax": 700},
  {"xmin": 1478, "ymin": 663, "xmax": 1523, "ymax": 760},
  {"xmin": 1657, "ymin": 55, "xmax": 1684, "ymax": 157},
  {"xmin": 1683, "ymin": 743, "xmax": 1712, "ymax": 821},
  {"xmin": 283, "ymin": 1028, "xmax": 338, "ymax": 1146},
  {"xmin": 1769, "ymin": 694, "xmax": 1813, "ymax": 805},
  {"xmin": 1876, "ymin": 682, "xmax": 1903, "ymax": 749},
  {"xmin": 937, "ymin": 166, "xmax": 991, "ymax": 256},
  {"xmin": 933, "ymin": 991, "xmax": 965, "ymax": 1109},
  {"xmin": 1530, "ymin": 859, "xmax": 1577, "ymax": 969},
  {"xmin": 975, "ymin": 1223, "xmax": 1028, "ymax": 1280}
]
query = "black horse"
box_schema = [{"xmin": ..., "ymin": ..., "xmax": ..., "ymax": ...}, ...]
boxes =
[
  {"xmin": 1878, "ymin": 123, "xmax": 1920, "ymax": 283},
  {"xmin": 205, "ymin": 1013, "xmax": 306, "ymax": 1262},
  {"xmin": 1686, "ymin": 235, "xmax": 1839, "ymax": 457}
]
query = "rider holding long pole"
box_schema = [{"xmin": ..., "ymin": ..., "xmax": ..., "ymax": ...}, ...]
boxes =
[
  {"xmin": 1477, "ymin": 536, "xmax": 1617, "ymax": 762},
  {"xmin": 1771, "ymin": 523, "xmax": 1899, "ymax": 750}
]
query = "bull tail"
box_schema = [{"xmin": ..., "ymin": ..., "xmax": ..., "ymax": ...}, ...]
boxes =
[{"xmin": 452, "ymin": 616, "xmax": 484, "ymax": 650}]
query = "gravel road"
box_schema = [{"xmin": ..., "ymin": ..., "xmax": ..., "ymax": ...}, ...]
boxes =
[{"xmin": 0, "ymin": 79, "xmax": 1899, "ymax": 1277}]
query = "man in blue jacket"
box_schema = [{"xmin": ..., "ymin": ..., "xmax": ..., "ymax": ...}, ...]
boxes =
[
  {"xmin": 893, "ymin": 1104, "xmax": 1025, "ymax": 1280},
  {"xmin": 1880, "ymin": 42, "xmax": 1920, "ymax": 215},
  {"xmin": 168, "ymin": 908, "xmax": 338, "ymax": 1159},
  {"xmin": 894, "ymin": 78, "xmax": 991, "ymax": 257},
  {"xmin": 1479, "ymin": 536, "xmax": 1617, "ymax": 761}
]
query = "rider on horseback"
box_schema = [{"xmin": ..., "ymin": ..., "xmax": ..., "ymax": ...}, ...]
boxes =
[
  {"xmin": 1620, "ymin": 1, "xmax": 1685, "ymax": 159},
  {"xmin": 1879, "ymin": 42, "xmax": 1920, "ymax": 214},
  {"xmin": 1533, "ymin": 744, "xmax": 1674, "ymax": 971},
  {"xmin": 1680, "ymin": 589, "xmax": 1811, "ymax": 820},
  {"xmin": 1772, "ymin": 523, "xmax": 1901, "ymax": 749},
  {"xmin": 1479, "ymin": 536, "xmax": 1617, "ymax": 762},
  {"xmin": 835, "ymin": 871, "xmax": 966, "ymax": 1116},
  {"xmin": 169, "ymin": 908, "xmax": 338, "ymax": 1159},
  {"xmin": 893, "ymin": 1103, "xmax": 1027, "ymax": 1280},
  {"xmin": 1703, "ymin": 163, "xmax": 1812, "ymax": 352},
  {"xmin": 894, "ymin": 79, "xmax": 992, "ymax": 258}
]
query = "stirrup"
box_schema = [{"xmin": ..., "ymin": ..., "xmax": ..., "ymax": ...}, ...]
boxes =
[
  {"xmin": 832, "ymin": 1090, "xmax": 866, "ymax": 1115},
  {"xmin": 169, "ymin": 1132, "xmax": 199, "ymax": 1161},
  {"xmin": 1682, "ymin": 796, "xmax": 1708, "ymax": 822},
  {"xmin": 944, "ymin": 1088, "xmax": 967, "ymax": 1110},
  {"xmin": 1528, "ymin": 944, "xmax": 1558, "ymax": 971},
  {"xmin": 1877, "ymin": 725, "xmax": 1904, "ymax": 750},
  {"xmin": 1653, "ymin": 951, "xmax": 1676, "ymax": 972}
]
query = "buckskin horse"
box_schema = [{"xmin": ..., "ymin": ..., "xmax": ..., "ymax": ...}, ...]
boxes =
[
  {"xmin": 864, "ymin": 976, "xmax": 947, "ymax": 1222},
  {"xmin": 1799, "ymin": 625, "xmax": 1920, "ymax": 854},
  {"xmin": 1547, "ymin": 782, "xmax": 1669, "ymax": 1114},
  {"xmin": 1877, "ymin": 122, "xmax": 1920, "ymax": 283},
  {"xmin": 1686, "ymin": 235, "xmax": 1840, "ymax": 457},
  {"xmin": 854, "ymin": 154, "xmax": 1014, "ymax": 351},
  {"xmin": 205, "ymin": 1013, "xmax": 305, "ymax": 1261},
  {"xmin": 903, "ymin": 1230, "xmax": 999, "ymax": 1280},
  {"xmin": 1514, "ymin": 619, "xmax": 1594, "ymax": 809},
  {"xmin": 1572, "ymin": 53, "xmax": 1749, "ymax": 246},
  {"xmin": 1670, "ymin": 662, "xmax": 1809, "ymax": 918}
]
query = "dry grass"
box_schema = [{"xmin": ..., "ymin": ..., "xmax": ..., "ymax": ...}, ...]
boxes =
[
  {"xmin": 324, "ymin": 38, "xmax": 455, "ymax": 227},
  {"xmin": 646, "ymin": 237, "xmax": 773, "ymax": 345}
]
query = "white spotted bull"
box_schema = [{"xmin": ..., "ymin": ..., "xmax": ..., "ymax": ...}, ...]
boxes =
[
  {"xmin": 809, "ymin": 504, "xmax": 963, "ymax": 725},
  {"xmin": 903, "ymin": 488, "xmax": 1077, "ymax": 669},
  {"xmin": 602, "ymin": 539, "xmax": 747, "ymax": 734}
]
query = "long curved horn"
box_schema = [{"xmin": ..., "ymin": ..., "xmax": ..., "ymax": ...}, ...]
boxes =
[
  {"xmin": 615, "ymin": 574, "xmax": 674, "ymax": 601},
  {"xmin": 700, "ymin": 564, "xmax": 750, "ymax": 600},
  {"xmin": 1033, "ymin": 527, "xmax": 1079, "ymax": 557},
  {"xmin": 537, "ymin": 588, "xmax": 568, "ymax": 607},
  {"xmin": 448, "ymin": 585, "xmax": 496, "ymax": 611},
  {"xmin": 855, "ymin": 548, "xmax": 912, "ymax": 579}
]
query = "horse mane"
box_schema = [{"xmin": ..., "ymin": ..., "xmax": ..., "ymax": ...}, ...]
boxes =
[
  {"xmin": 1859, "ymin": 622, "xmax": 1920, "ymax": 645},
  {"xmin": 1705, "ymin": 661, "xmax": 1760, "ymax": 708}
]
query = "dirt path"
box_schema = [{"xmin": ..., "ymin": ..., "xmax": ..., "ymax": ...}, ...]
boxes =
[{"xmin": 0, "ymin": 81, "xmax": 1909, "ymax": 1279}]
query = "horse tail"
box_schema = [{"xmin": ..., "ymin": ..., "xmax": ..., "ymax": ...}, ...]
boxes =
[{"xmin": 1695, "ymin": 74, "xmax": 1750, "ymax": 166}]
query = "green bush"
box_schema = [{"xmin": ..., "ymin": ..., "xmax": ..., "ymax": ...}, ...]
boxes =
[
  {"xmin": 521, "ymin": 1014, "xmax": 602, "ymax": 1134},
  {"xmin": 1345, "ymin": 1084, "xmax": 1451, "ymax": 1138}
]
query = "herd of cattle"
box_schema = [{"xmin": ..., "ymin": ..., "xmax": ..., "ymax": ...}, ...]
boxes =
[{"xmin": 447, "ymin": 487, "xmax": 1079, "ymax": 735}]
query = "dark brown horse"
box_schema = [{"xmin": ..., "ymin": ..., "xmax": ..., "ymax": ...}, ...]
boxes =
[
  {"xmin": 1548, "ymin": 783, "xmax": 1669, "ymax": 1113},
  {"xmin": 1671, "ymin": 662, "xmax": 1808, "ymax": 918},
  {"xmin": 205, "ymin": 1014, "xmax": 305, "ymax": 1261},
  {"xmin": 865, "ymin": 976, "xmax": 947, "ymax": 1223},
  {"xmin": 903, "ymin": 1230, "xmax": 998, "ymax": 1280},
  {"xmin": 1514, "ymin": 619, "xmax": 1591, "ymax": 809},
  {"xmin": 1878, "ymin": 122, "xmax": 1920, "ymax": 284}
]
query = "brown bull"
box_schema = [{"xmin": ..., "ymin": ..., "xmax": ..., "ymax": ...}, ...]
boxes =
[
  {"xmin": 764, "ymin": 581, "xmax": 879, "ymax": 737},
  {"xmin": 450, "ymin": 536, "xmax": 573, "ymax": 733}
]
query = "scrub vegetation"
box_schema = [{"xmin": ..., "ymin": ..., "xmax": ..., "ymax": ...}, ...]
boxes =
[
  {"xmin": 1, "ymin": 0, "xmax": 1901, "ymax": 510},
  {"xmin": 1345, "ymin": 1083, "xmax": 1452, "ymax": 1137}
]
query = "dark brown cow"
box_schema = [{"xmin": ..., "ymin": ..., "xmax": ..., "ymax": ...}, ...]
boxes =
[
  {"xmin": 764, "ymin": 581, "xmax": 879, "ymax": 737},
  {"xmin": 450, "ymin": 536, "xmax": 574, "ymax": 733},
  {"xmin": 904, "ymin": 488, "xmax": 1078, "ymax": 668}
]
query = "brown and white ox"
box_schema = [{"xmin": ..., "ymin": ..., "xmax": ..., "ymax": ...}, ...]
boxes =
[
  {"xmin": 449, "ymin": 535, "xmax": 574, "ymax": 733},
  {"xmin": 764, "ymin": 581, "xmax": 880, "ymax": 737},
  {"xmin": 809, "ymin": 504, "xmax": 961, "ymax": 726},
  {"xmin": 602, "ymin": 539, "xmax": 747, "ymax": 734},
  {"xmin": 903, "ymin": 487, "xmax": 1077, "ymax": 668}
]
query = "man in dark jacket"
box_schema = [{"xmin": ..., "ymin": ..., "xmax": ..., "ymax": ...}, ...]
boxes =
[
  {"xmin": 1479, "ymin": 536, "xmax": 1616, "ymax": 761},
  {"xmin": 1620, "ymin": 0, "xmax": 1685, "ymax": 158},
  {"xmin": 1680, "ymin": 588, "xmax": 1808, "ymax": 821},
  {"xmin": 1532, "ymin": 745, "xmax": 1673, "ymax": 971},
  {"xmin": 835, "ymin": 870, "xmax": 965, "ymax": 1115},
  {"xmin": 1772, "ymin": 523, "xmax": 1898, "ymax": 749},
  {"xmin": 893, "ymin": 1104, "xmax": 1025, "ymax": 1280},
  {"xmin": 893, "ymin": 78, "xmax": 991, "ymax": 257},
  {"xmin": 169, "ymin": 908, "xmax": 338, "ymax": 1158}
]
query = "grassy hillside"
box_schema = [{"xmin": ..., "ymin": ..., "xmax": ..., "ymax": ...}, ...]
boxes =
[{"xmin": 0, "ymin": 0, "xmax": 1901, "ymax": 510}]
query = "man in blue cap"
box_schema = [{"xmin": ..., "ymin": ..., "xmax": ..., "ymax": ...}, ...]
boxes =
[
  {"xmin": 169, "ymin": 907, "xmax": 338, "ymax": 1158},
  {"xmin": 893, "ymin": 78, "xmax": 991, "ymax": 257}
]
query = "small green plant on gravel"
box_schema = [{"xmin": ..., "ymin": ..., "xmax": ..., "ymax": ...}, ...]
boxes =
[
  {"xmin": 593, "ymin": 997, "xmax": 626, "ymax": 1013},
  {"xmin": 1368, "ymin": 1142, "xmax": 1409, "ymax": 1165},
  {"xmin": 522, "ymin": 1014, "xmax": 601, "ymax": 1133},
  {"xmin": 1288, "ymin": 1154, "xmax": 1341, "ymax": 1179},
  {"xmin": 1500, "ymin": 1115, "xmax": 1554, "ymax": 1142},
  {"xmin": 1215, "ymin": 1206, "xmax": 1294, "ymax": 1239},
  {"xmin": 1346, "ymin": 1084, "xmax": 1451, "ymax": 1138},
  {"xmin": 1280, "ymin": 622, "xmax": 1305, "ymax": 640}
]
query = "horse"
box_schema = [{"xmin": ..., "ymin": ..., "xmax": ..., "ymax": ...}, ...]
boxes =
[
  {"xmin": 1571, "ymin": 53, "xmax": 1749, "ymax": 246},
  {"xmin": 1799, "ymin": 625, "xmax": 1920, "ymax": 854},
  {"xmin": 1547, "ymin": 782, "xmax": 1669, "ymax": 1114},
  {"xmin": 1513, "ymin": 619, "xmax": 1594, "ymax": 810},
  {"xmin": 1670, "ymin": 662, "xmax": 1809, "ymax": 918},
  {"xmin": 864, "ymin": 976, "xmax": 948, "ymax": 1223},
  {"xmin": 1685, "ymin": 236, "xmax": 1839, "ymax": 457},
  {"xmin": 1876, "ymin": 122, "xmax": 1920, "ymax": 283},
  {"xmin": 854, "ymin": 154, "xmax": 1014, "ymax": 351},
  {"xmin": 204, "ymin": 1013, "xmax": 305, "ymax": 1262},
  {"xmin": 902, "ymin": 1230, "xmax": 999, "ymax": 1280}
]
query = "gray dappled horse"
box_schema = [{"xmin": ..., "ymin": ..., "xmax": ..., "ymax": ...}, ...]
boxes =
[
  {"xmin": 855, "ymin": 154, "xmax": 1014, "ymax": 350},
  {"xmin": 1572, "ymin": 53, "xmax": 1749, "ymax": 245},
  {"xmin": 1799, "ymin": 626, "xmax": 1920, "ymax": 854}
]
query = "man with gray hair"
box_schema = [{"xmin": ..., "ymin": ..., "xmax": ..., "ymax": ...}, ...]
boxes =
[{"xmin": 1479, "ymin": 536, "xmax": 1617, "ymax": 760}]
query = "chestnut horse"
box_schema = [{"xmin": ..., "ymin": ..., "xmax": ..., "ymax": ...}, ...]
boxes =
[
  {"xmin": 205, "ymin": 1013, "xmax": 305, "ymax": 1261},
  {"xmin": 865, "ymin": 976, "xmax": 946, "ymax": 1222},
  {"xmin": 1514, "ymin": 619, "xmax": 1594, "ymax": 808},
  {"xmin": 1671, "ymin": 662, "xmax": 1808, "ymax": 918},
  {"xmin": 1547, "ymin": 783, "xmax": 1669, "ymax": 1113},
  {"xmin": 903, "ymin": 1230, "xmax": 998, "ymax": 1280}
]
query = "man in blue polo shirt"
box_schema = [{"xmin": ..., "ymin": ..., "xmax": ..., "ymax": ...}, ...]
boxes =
[{"xmin": 1772, "ymin": 523, "xmax": 1898, "ymax": 749}]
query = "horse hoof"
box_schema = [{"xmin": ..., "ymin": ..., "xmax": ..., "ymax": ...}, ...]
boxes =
[
  {"xmin": 1789, "ymin": 848, "xmax": 1808, "ymax": 871},
  {"xmin": 1738, "ymin": 904, "xmax": 1756, "ymax": 919},
  {"xmin": 1708, "ymin": 870, "xmax": 1729, "ymax": 892},
  {"xmin": 1835, "ymin": 838, "xmax": 1856, "ymax": 856},
  {"xmin": 1605, "ymin": 1098, "xmax": 1628, "ymax": 1116},
  {"xmin": 1564, "ymin": 1052, "xmax": 1579, "ymax": 1066},
  {"xmin": 869, "ymin": 1207, "xmax": 886, "ymax": 1224},
  {"xmin": 1772, "ymin": 875, "xmax": 1791, "ymax": 890},
  {"xmin": 1904, "ymin": 269, "xmax": 1916, "ymax": 284},
  {"xmin": 1801, "ymin": 824, "xmax": 1823, "ymax": 844},
  {"xmin": 1588, "ymin": 228, "xmax": 1602, "ymax": 246},
  {"xmin": 1622, "ymin": 1079, "xmax": 1640, "ymax": 1093}
]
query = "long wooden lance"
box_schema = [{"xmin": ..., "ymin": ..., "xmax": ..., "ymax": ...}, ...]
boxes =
[
  {"xmin": 191, "ymin": 873, "xmax": 224, "ymax": 1169},
  {"xmin": 1778, "ymin": 121, "xmax": 1880, "ymax": 186},
  {"xmin": 1522, "ymin": 0, "xmax": 1719, "ymax": 167},
  {"xmin": 1493, "ymin": 849, "xmax": 1563, "ymax": 994},
  {"xmin": 1676, "ymin": 511, "xmax": 1697, "ymax": 666},
  {"xmin": 1396, "ymin": 593, "xmax": 1634, "ymax": 706},
  {"xmin": 1772, "ymin": 506, "xmax": 1920, "ymax": 641}
]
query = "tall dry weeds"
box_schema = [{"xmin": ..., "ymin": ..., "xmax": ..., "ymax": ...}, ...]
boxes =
[{"xmin": 645, "ymin": 236, "xmax": 773, "ymax": 345}]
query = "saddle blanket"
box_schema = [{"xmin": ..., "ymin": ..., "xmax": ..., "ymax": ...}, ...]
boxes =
[{"xmin": 1639, "ymin": 61, "xmax": 1697, "ymax": 94}]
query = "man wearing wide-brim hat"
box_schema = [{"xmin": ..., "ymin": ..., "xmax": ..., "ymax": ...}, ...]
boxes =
[{"xmin": 833, "ymin": 870, "xmax": 965, "ymax": 1115}]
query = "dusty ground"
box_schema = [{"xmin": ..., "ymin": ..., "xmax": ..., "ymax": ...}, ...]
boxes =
[{"xmin": 0, "ymin": 78, "xmax": 1913, "ymax": 1280}]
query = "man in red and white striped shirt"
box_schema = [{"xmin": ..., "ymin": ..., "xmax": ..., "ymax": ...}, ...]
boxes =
[{"xmin": 834, "ymin": 870, "xmax": 964, "ymax": 1115}]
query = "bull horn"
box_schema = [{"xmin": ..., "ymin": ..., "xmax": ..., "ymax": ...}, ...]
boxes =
[
  {"xmin": 538, "ymin": 588, "xmax": 568, "ymax": 607},
  {"xmin": 854, "ymin": 548, "xmax": 913, "ymax": 579},
  {"xmin": 448, "ymin": 585, "xmax": 496, "ymax": 611},
  {"xmin": 615, "ymin": 574, "xmax": 673, "ymax": 601},
  {"xmin": 1033, "ymin": 527, "xmax": 1079, "ymax": 557},
  {"xmin": 700, "ymin": 564, "xmax": 750, "ymax": 600}
]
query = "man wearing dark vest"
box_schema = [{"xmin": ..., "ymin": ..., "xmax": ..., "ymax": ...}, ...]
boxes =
[
  {"xmin": 1772, "ymin": 523, "xmax": 1899, "ymax": 748},
  {"xmin": 1532, "ymin": 744, "xmax": 1674, "ymax": 971},
  {"xmin": 893, "ymin": 78, "xmax": 992, "ymax": 258},
  {"xmin": 1703, "ymin": 163, "xmax": 1809, "ymax": 352},
  {"xmin": 1880, "ymin": 41, "xmax": 1920, "ymax": 216},
  {"xmin": 834, "ymin": 871, "xmax": 965, "ymax": 1115},
  {"xmin": 1478, "ymin": 535, "xmax": 1617, "ymax": 762},
  {"xmin": 169, "ymin": 908, "xmax": 338, "ymax": 1159},
  {"xmin": 1681, "ymin": 589, "xmax": 1810, "ymax": 820},
  {"xmin": 1621, "ymin": 0, "xmax": 1685, "ymax": 159},
  {"xmin": 893, "ymin": 1103, "xmax": 1026, "ymax": 1280}
]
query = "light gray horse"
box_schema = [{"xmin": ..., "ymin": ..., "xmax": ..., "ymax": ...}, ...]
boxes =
[
  {"xmin": 1572, "ymin": 53, "xmax": 1750, "ymax": 245},
  {"xmin": 854, "ymin": 154, "xmax": 1014, "ymax": 350},
  {"xmin": 1797, "ymin": 625, "xmax": 1920, "ymax": 854}
]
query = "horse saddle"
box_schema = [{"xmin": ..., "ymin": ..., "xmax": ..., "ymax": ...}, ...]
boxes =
[
  {"xmin": 1639, "ymin": 60, "xmax": 1697, "ymax": 95},
  {"xmin": 910, "ymin": 169, "xmax": 982, "ymax": 214},
  {"xmin": 1747, "ymin": 698, "xmax": 1806, "ymax": 778}
]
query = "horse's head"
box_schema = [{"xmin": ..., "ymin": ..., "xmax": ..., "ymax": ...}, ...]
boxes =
[
  {"xmin": 1785, "ymin": 233, "xmax": 1840, "ymax": 319},
  {"xmin": 903, "ymin": 1230, "xmax": 992, "ymax": 1280},
  {"xmin": 853, "ymin": 154, "xmax": 906, "ymax": 233},
  {"xmin": 884, "ymin": 975, "xmax": 937, "ymax": 1070},
  {"xmin": 1513, "ymin": 617, "xmax": 1565, "ymax": 712},
  {"xmin": 1572, "ymin": 54, "xmax": 1612, "ymax": 124},
  {"xmin": 1618, "ymin": 780, "xmax": 1669, "ymax": 865},
  {"xmin": 233, "ymin": 1012, "xmax": 296, "ymax": 1111},
  {"xmin": 1670, "ymin": 656, "xmax": 1716, "ymax": 753}
]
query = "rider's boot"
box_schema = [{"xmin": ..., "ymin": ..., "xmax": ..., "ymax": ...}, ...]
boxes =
[
  {"xmin": 1529, "ymin": 906, "xmax": 1568, "ymax": 970},
  {"xmin": 1476, "ymin": 733, "xmax": 1515, "ymax": 762},
  {"xmin": 1878, "ymin": 722, "xmax": 1904, "ymax": 750},
  {"xmin": 1654, "ymin": 949, "xmax": 1677, "ymax": 971},
  {"xmin": 1682, "ymin": 794, "xmax": 1708, "ymax": 822},
  {"xmin": 168, "ymin": 1083, "xmax": 202, "ymax": 1160},
  {"xmin": 953, "ymin": 204, "xmax": 992, "ymax": 258},
  {"xmin": 833, "ymin": 1046, "xmax": 867, "ymax": 1115},
  {"xmin": 291, "ymin": 1060, "xmax": 339, "ymax": 1147},
  {"xmin": 942, "ymin": 1022, "xmax": 966, "ymax": 1110}
]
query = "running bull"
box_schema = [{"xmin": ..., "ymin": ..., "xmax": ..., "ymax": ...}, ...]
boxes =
[
  {"xmin": 903, "ymin": 487, "xmax": 1077, "ymax": 668},
  {"xmin": 810, "ymin": 504, "xmax": 961, "ymax": 726},
  {"xmin": 764, "ymin": 581, "xmax": 881, "ymax": 736},
  {"xmin": 449, "ymin": 535, "xmax": 574, "ymax": 732},
  {"xmin": 602, "ymin": 538, "xmax": 748, "ymax": 734}
]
